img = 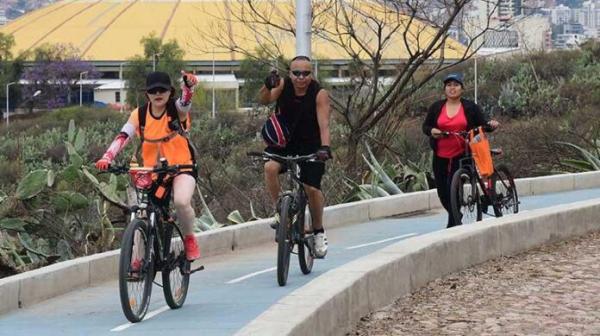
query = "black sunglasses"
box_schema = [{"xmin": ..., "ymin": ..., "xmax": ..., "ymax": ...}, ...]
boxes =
[
  {"xmin": 147, "ymin": 87, "xmax": 169, "ymax": 95},
  {"xmin": 291, "ymin": 70, "xmax": 311, "ymax": 78}
]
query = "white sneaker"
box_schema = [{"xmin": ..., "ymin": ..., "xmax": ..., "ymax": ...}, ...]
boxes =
[{"xmin": 313, "ymin": 232, "xmax": 328, "ymax": 258}]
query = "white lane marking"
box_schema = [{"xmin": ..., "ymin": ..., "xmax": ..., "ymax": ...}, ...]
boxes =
[
  {"xmin": 111, "ymin": 305, "xmax": 170, "ymax": 332},
  {"xmin": 226, "ymin": 267, "xmax": 277, "ymax": 284},
  {"xmin": 346, "ymin": 233, "xmax": 417, "ymax": 250}
]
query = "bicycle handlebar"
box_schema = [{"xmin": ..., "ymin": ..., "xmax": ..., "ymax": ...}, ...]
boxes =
[
  {"xmin": 441, "ymin": 124, "xmax": 495, "ymax": 138},
  {"xmin": 103, "ymin": 163, "xmax": 196, "ymax": 175},
  {"xmin": 247, "ymin": 151, "xmax": 318, "ymax": 163}
]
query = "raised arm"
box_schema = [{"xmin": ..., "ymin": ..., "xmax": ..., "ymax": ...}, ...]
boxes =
[
  {"xmin": 175, "ymin": 70, "xmax": 199, "ymax": 122},
  {"xmin": 258, "ymin": 70, "xmax": 284, "ymax": 105}
]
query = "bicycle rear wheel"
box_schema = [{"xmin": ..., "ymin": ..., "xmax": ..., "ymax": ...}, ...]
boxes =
[
  {"xmin": 119, "ymin": 219, "xmax": 153, "ymax": 323},
  {"xmin": 162, "ymin": 223, "xmax": 190, "ymax": 309},
  {"xmin": 450, "ymin": 168, "xmax": 482, "ymax": 226},
  {"xmin": 277, "ymin": 196, "xmax": 293, "ymax": 286},
  {"xmin": 492, "ymin": 164, "xmax": 519, "ymax": 216},
  {"xmin": 297, "ymin": 203, "xmax": 314, "ymax": 275}
]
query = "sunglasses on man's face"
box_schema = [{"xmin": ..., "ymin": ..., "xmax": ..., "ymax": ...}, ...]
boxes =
[
  {"xmin": 147, "ymin": 87, "xmax": 169, "ymax": 95},
  {"xmin": 291, "ymin": 70, "xmax": 311, "ymax": 78}
]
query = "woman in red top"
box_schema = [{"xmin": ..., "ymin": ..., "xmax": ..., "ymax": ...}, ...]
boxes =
[{"xmin": 422, "ymin": 73, "xmax": 499, "ymax": 228}]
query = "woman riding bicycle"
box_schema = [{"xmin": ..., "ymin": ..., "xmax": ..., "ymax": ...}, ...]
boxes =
[
  {"xmin": 422, "ymin": 73, "xmax": 499, "ymax": 228},
  {"xmin": 95, "ymin": 71, "xmax": 201, "ymax": 260}
]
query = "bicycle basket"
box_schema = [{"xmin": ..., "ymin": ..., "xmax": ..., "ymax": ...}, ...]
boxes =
[
  {"xmin": 129, "ymin": 170, "xmax": 153, "ymax": 190},
  {"xmin": 469, "ymin": 127, "xmax": 494, "ymax": 177}
]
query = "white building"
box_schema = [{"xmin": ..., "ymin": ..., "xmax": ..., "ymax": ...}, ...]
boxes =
[
  {"xmin": 0, "ymin": 8, "xmax": 7, "ymax": 26},
  {"xmin": 93, "ymin": 74, "xmax": 242, "ymax": 111},
  {"xmin": 551, "ymin": 4, "xmax": 571, "ymax": 25}
]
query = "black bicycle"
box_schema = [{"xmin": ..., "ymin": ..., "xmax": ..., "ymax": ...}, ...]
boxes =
[
  {"xmin": 105, "ymin": 159, "xmax": 204, "ymax": 322},
  {"xmin": 444, "ymin": 127, "xmax": 519, "ymax": 226},
  {"xmin": 248, "ymin": 151, "xmax": 317, "ymax": 286}
]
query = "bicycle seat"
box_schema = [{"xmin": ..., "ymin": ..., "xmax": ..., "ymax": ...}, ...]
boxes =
[{"xmin": 490, "ymin": 148, "xmax": 503, "ymax": 156}]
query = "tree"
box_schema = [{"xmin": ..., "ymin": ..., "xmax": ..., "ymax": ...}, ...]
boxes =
[
  {"xmin": 193, "ymin": 0, "xmax": 499, "ymax": 171},
  {"xmin": 0, "ymin": 32, "xmax": 25, "ymax": 113},
  {"xmin": 22, "ymin": 44, "xmax": 98, "ymax": 109},
  {"xmin": 124, "ymin": 33, "xmax": 186, "ymax": 108}
]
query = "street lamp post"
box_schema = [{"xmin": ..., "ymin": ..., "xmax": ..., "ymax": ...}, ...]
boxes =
[
  {"xmin": 79, "ymin": 71, "xmax": 88, "ymax": 107},
  {"xmin": 5, "ymin": 81, "xmax": 16, "ymax": 126}
]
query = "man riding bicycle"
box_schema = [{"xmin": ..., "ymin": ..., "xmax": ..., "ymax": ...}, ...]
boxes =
[
  {"xmin": 258, "ymin": 55, "xmax": 332, "ymax": 258},
  {"xmin": 95, "ymin": 70, "xmax": 201, "ymax": 261}
]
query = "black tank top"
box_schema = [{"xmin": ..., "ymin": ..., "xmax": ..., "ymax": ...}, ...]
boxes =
[{"xmin": 276, "ymin": 77, "xmax": 322, "ymax": 147}]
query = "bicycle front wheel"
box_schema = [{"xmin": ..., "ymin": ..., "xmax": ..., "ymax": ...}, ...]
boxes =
[
  {"xmin": 162, "ymin": 223, "xmax": 190, "ymax": 309},
  {"xmin": 297, "ymin": 203, "xmax": 314, "ymax": 275},
  {"xmin": 119, "ymin": 219, "xmax": 154, "ymax": 323},
  {"xmin": 450, "ymin": 168, "xmax": 481, "ymax": 226},
  {"xmin": 277, "ymin": 196, "xmax": 293, "ymax": 286},
  {"xmin": 492, "ymin": 164, "xmax": 519, "ymax": 216}
]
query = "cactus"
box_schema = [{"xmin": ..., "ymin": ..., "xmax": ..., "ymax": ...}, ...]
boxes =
[{"xmin": 16, "ymin": 169, "xmax": 49, "ymax": 200}]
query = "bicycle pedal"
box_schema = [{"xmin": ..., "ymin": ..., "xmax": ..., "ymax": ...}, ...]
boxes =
[{"xmin": 188, "ymin": 265, "xmax": 205, "ymax": 274}]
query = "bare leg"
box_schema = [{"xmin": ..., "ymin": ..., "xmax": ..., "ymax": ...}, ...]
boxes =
[
  {"xmin": 172, "ymin": 174, "xmax": 197, "ymax": 236},
  {"xmin": 264, "ymin": 160, "xmax": 282, "ymax": 206},
  {"xmin": 304, "ymin": 184, "xmax": 325, "ymax": 231}
]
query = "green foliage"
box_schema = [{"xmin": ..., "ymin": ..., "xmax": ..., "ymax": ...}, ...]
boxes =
[
  {"xmin": 124, "ymin": 33, "xmax": 186, "ymax": 107},
  {"xmin": 0, "ymin": 120, "xmax": 123, "ymax": 275},
  {"xmin": 556, "ymin": 140, "xmax": 600, "ymax": 172}
]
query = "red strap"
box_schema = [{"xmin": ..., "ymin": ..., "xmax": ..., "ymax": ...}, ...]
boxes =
[{"xmin": 271, "ymin": 115, "xmax": 286, "ymax": 147}]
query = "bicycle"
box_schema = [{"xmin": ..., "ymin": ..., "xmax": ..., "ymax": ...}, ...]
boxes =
[
  {"xmin": 444, "ymin": 127, "xmax": 519, "ymax": 226},
  {"xmin": 104, "ymin": 159, "xmax": 204, "ymax": 322},
  {"xmin": 247, "ymin": 151, "xmax": 317, "ymax": 286}
]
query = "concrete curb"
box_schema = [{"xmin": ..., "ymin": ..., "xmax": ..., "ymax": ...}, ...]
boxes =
[
  {"xmin": 235, "ymin": 198, "xmax": 600, "ymax": 336},
  {"xmin": 1, "ymin": 170, "xmax": 599, "ymax": 315}
]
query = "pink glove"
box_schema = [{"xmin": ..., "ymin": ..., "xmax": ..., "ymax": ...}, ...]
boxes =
[
  {"xmin": 180, "ymin": 70, "xmax": 198, "ymax": 106},
  {"xmin": 95, "ymin": 157, "xmax": 111, "ymax": 171}
]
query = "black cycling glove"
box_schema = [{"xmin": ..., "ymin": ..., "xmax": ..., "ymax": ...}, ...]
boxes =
[
  {"xmin": 316, "ymin": 146, "xmax": 332, "ymax": 161},
  {"xmin": 264, "ymin": 70, "xmax": 281, "ymax": 90}
]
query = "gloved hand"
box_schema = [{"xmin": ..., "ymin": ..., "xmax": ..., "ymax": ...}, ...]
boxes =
[
  {"xmin": 316, "ymin": 146, "xmax": 332, "ymax": 161},
  {"xmin": 181, "ymin": 70, "xmax": 198, "ymax": 90},
  {"xmin": 264, "ymin": 70, "xmax": 281, "ymax": 90},
  {"xmin": 180, "ymin": 70, "xmax": 198, "ymax": 106},
  {"xmin": 95, "ymin": 157, "xmax": 111, "ymax": 171}
]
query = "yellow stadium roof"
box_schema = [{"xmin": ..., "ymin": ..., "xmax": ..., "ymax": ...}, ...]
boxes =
[{"xmin": 0, "ymin": 0, "xmax": 467, "ymax": 62}]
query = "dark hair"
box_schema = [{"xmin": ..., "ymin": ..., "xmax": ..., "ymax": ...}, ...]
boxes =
[{"xmin": 291, "ymin": 55, "xmax": 311, "ymax": 62}]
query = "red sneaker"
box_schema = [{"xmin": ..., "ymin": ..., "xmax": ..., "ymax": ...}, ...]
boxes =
[{"xmin": 184, "ymin": 235, "xmax": 200, "ymax": 261}]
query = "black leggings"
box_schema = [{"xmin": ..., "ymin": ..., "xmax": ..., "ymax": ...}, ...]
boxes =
[{"xmin": 432, "ymin": 154, "xmax": 463, "ymax": 228}]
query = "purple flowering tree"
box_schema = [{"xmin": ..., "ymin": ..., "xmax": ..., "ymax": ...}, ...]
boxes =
[{"xmin": 22, "ymin": 44, "xmax": 98, "ymax": 109}]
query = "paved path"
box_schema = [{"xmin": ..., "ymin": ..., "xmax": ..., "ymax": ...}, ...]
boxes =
[
  {"xmin": 350, "ymin": 231, "xmax": 600, "ymax": 336},
  {"xmin": 1, "ymin": 188, "xmax": 600, "ymax": 335}
]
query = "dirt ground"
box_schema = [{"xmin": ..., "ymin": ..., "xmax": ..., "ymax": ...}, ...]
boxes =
[{"xmin": 349, "ymin": 231, "xmax": 600, "ymax": 336}]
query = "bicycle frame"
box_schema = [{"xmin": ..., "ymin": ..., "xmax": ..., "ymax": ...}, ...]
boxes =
[{"xmin": 447, "ymin": 130, "xmax": 496, "ymax": 202}]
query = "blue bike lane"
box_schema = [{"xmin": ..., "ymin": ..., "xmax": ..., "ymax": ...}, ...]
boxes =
[{"xmin": 1, "ymin": 188, "xmax": 599, "ymax": 336}]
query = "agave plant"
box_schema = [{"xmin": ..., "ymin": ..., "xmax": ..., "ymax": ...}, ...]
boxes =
[{"xmin": 556, "ymin": 140, "xmax": 600, "ymax": 171}]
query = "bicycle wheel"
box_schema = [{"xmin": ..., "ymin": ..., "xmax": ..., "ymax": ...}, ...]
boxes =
[
  {"xmin": 162, "ymin": 223, "xmax": 190, "ymax": 309},
  {"xmin": 297, "ymin": 202, "xmax": 314, "ymax": 275},
  {"xmin": 277, "ymin": 196, "xmax": 293, "ymax": 286},
  {"xmin": 491, "ymin": 164, "xmax": 519, "ymax": 216},
  {"xmin": 119, "ymin": 219, "xmax": 154, "ymax": 323},
  {"xmin": 450, "ymin": 168, "xmax": 481, "ymax": 226}
]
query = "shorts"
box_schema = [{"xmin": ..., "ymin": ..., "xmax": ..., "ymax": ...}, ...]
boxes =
[{"xmin": 265, "ymin": 144, "xmax": 326, "ymax": 190}]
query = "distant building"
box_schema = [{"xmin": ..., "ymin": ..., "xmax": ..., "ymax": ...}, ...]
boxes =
[
  {"xmin": 551, "ymin": 4, "xmax": 571, "ymax": 24},
  {"xmin": 554, "ymin": 33, "xmax": 585, "ymax": 48},
  {"xmin": 0, "ymin": 8, "xmax": 7, "ymax": 26}
]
